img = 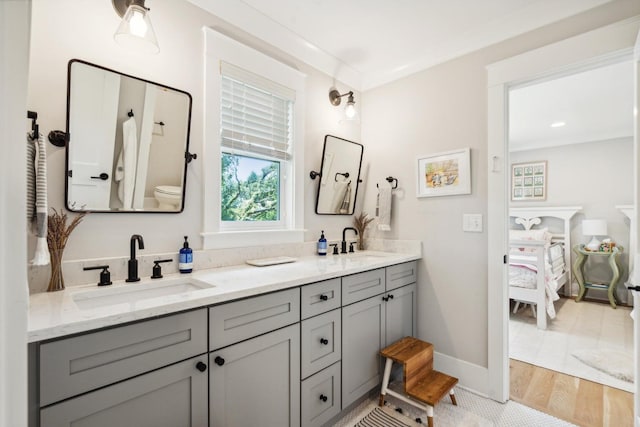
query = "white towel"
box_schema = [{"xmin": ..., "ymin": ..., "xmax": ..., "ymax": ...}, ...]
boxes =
[
  {"xmin": 376, "ymin": 187, "xmax": 392, "ymax": 231},
  {"xmin": 339, "ymin": 181, "xmax": 352, "ymax": 214},
  {"xmin": 331, "ymin": 180, "xmax": 348, "ymax": 213},
  {"xmin": 27, "ymin": 132, "xmax": 50, "ymax": 265},
  {"xmin": 115, "ymin": 117, "xmax": 138, "ymax": 209}
]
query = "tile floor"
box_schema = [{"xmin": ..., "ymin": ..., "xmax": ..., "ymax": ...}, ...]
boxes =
[{"xmin": 509, "ymin": 297, "xmax": 634, "ymax": 392}]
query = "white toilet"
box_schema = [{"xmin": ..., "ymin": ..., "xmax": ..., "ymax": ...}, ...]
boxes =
[{"xmin": 153, "ymin": 185, "xmax": 182, "ymax": 210}]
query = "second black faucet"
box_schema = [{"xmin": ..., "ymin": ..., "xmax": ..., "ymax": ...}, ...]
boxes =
[{"xmin": 341, "ymin": 227, "xmax": 358, "ymax": 254}]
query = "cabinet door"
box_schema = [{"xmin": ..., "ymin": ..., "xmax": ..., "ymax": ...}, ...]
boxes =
[
  {"xmin": 341, "ymin": 295, "xmax": 385, "ymax": 408},
  {"xmin": 210, "ymin": 324, "xmax": 300, "ymax": 427},
  {"xmin": 385, "ymin": 283, "xmax": 416, "ymax": 347},
  {"xmin": 301, "ymin": 362, "xmax": 341, "ymax": 427},
  {"xmin": 40, "ymin": 356, "xmax": 208, "ymax": 427}
]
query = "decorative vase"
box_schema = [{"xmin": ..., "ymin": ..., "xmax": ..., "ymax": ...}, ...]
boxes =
[
  {"xmin": 354, "ymin": 212, "xmax": 374, "ymax": 251},
  {"xmin": 47, "ymin": 245, "xmax": 65, "ymax": 292},
  {"xmin": 357, "ymin": 233, "xmax": 366, "ymax": 251}
]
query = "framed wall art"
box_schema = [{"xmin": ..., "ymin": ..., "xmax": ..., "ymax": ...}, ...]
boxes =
[
  {"xmin": 416, "ymin": 148, "xmax": 471, "ymax": 198},
  {"xmin": 511, "ymin": 161, "xmax": 546, "ymax": 201}
]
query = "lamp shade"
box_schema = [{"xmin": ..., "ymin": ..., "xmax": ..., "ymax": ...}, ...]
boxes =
[
  {"xmin": 114, "ymin": 4, "xmax": 159, "ymax": 54},
  {"xmin": 582, "ymin": 219, "xmax": 607, "ymax": 236}
]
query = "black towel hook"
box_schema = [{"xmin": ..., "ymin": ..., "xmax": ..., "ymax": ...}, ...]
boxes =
[
  {"xmin": 27, "ymin": 111, "xmax": 39, "ymax": 140},
  {"xmin": 128, "ymin": 109, "xmax": 134, "ymax": 117}
]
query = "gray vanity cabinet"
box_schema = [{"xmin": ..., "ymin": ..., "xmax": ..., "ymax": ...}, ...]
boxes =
[
  {"xmin": 209, "ymin": 324, "xmax": 301, "ymax": 427},
  {"xmin": 40, "ymin": 355, "xmax": 208, "ymax": 427},
  {"xmin": 341, "ymin": 262, "xmax": 417, "ymax": 409}
]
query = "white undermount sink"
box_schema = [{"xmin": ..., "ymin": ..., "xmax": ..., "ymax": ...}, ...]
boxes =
[{"xmin": 72, "ymin": 278, "xmax": 214, "ymax": 310}]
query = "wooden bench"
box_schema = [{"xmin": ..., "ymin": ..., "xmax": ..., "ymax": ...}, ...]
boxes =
[{"xmin": 379, "ymin": 337, "xmax": 458, "ymax": 427}]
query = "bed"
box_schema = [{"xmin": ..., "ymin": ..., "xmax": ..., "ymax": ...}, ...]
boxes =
[{"xmin": 509, "ymin": 207, "xmax": 581, "ymax": 329}]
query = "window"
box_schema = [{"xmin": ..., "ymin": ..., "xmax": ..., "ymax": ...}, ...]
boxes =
[{"xmin": 203, "ymin": 28, "xmax": 306, "ymax": 249}]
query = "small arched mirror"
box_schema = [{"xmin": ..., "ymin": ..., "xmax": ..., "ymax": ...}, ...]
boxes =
[
  {"xmin": 314, "ymin": 135, "xmax": 364, "ymax": 215},
  {"xmin": 65, "ymin": 59, "xmax": 193, "ymax": 213}
]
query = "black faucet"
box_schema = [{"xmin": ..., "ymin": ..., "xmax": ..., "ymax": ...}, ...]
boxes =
[
  {"xmin": 126, "ymin": 234, "xmax": 145, "ymax": 282},
  {"xmin": 341, "ymin": 227, "xmax": 358, "ymax": 254}
]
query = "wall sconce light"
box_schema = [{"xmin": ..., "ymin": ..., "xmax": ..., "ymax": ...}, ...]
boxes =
[
  {"xmin": 112, "ymin": 0, "xmax": 159, "ymax": 54},
  {"xmin": 329, "ymin": 88, "xmax": 357, "ymax": 120}
]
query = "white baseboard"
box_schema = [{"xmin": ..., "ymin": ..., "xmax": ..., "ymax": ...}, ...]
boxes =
[{"xmin": 433, "ymin": 351, "xmax": 489, "ymax": 397}]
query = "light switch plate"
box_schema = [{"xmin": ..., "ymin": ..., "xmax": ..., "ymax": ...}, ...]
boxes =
[{"xmin": 463, "ymin": 214, "xmax": 483, "ymax": 232}]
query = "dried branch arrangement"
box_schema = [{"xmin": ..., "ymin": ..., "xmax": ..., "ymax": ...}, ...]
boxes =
[
  {"xmin": 47, "ymin": 209, "xmax": 86, "ymax": 292},
  {"xmin": 353, "ymin": 212, "xmax": 375, "ymax": 250}
]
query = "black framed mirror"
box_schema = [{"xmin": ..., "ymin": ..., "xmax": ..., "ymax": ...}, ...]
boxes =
[
  {"xmin": 314, "ymin": 135, "xmax": 364, "ymax": 215},
  {"xmin": 65, "ymin": 59, "xmax": 193, "ymax": 213}
]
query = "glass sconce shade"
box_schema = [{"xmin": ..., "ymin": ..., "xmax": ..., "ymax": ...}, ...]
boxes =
[{"xmin": 114, "ymin": 4, "xmax": 159, "ymax": 54}]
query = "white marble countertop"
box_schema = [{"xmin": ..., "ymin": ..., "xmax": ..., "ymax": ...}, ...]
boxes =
[{"xmin": 28, "ymin": 251, "xmax": 420, "ymax": 343}]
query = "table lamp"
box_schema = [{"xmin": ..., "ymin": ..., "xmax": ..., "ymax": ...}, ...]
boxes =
[{"xmin": 582, "ymin": 219, "xmax": 607, "ymax": 251}]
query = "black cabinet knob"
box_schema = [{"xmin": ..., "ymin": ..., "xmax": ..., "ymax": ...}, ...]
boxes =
[
  {"xmin": 320, "ymin": 338, "xmax": 329, "ymax": 345},
  {"xmin": 382, "ymin": 296, "xmax": 389, "ymax": 302},
  {"xmin": 214, "ymin": 356, "xmax": 225, "ymax": 366},
  {"xmin": 196, "ymin": 361, "xmax": 207, "ymax": 372},
  {"xmin": 388, "ymin": 294, "xmax": 394, "ymax": 300},
  {"xmin": 319, "ymin": 394, "xmax": 328, "ymax": 402},
  {"xmin": 319, "ymin": 294, "xmax": 328, "ymax": 301}
]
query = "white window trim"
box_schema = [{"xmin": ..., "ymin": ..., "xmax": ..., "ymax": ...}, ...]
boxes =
[{"xmin": 202, "ymin": 27, "xmax": 306, "ymax": 249}]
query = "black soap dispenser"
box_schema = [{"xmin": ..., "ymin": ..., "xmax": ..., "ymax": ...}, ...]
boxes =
[{"xmin": 179, "ymin": 236, "xmax": 193, "ymax": 273}]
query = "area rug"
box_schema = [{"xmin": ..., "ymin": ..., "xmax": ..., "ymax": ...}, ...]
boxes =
[
  {"xmin": 336, "ymin": 387, "xmax": 576, "ymax": 426},
  {"xmin": 572, "ymin": 349, "xmax": 634, "ymax": 383}
]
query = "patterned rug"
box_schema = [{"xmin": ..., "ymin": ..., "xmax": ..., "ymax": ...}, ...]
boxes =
[{"xmin": 336, "ymin": 386, "xmax": 576, "ymax": 426}]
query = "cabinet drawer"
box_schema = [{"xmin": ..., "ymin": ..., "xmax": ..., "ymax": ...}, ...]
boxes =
[
  {"xmin": 40, "ymin": 309, "xmax": 207, "ymax": 406},
  {"xmin": 301, "ymin": 278, "xmax": 341, "ymax": 319},
  {"xmin": 301, "ymin": 309, "xmax": 341, "ymax": 379},
  {"xmin": 209, "ymin": 288, "xmax": 300, "ymax": 350},
  {"xmin": 342, "ymin": 268, "xmax": 385, "ymax": 305},
  {"xmin": 40, "ymin": 355, "xmax": 208, "ymax": 427},
  {"xmin": 301, "ymin": 362, "xmax": 341, "ymax": 427},
  {"xmin": 386, "ymin": 261, "xmax": 417, "ymax": 291}
]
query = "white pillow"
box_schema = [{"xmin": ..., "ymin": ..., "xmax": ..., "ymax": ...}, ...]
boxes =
[{"xmin": 510, "ymin": 228, "xmax": 552, "ymax": 242}]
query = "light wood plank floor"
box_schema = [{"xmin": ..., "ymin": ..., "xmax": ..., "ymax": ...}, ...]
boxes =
[{"xmin": 510, "ymin": 359, "xmax": 634, "ymax": 427}]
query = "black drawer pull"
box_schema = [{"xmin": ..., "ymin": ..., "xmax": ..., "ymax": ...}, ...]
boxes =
[
  {"xmin": 214, "ymin": 356, "xmax": 225, "ymax": 366},
  {"xmin": 319, "ymin": 394, "xmax": 328, "ymax": 402},
  {"xmin": 320, "ymin": 338, "xmax": 329, "ymax": 345},
  {"xmin": 319, "ymin": 294, "xmax": 328, "ymax": 301},
  {"xmin": 196, "ymin": 361, "xmax": 207, "ymax": 372}
]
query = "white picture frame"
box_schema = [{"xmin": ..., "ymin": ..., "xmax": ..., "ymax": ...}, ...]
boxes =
[{"xmin": 416, "ymin": 148, "xmax": 471, "ymax": 198}]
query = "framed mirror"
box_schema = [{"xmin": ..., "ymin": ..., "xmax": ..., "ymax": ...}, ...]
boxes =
[
  {"xmin": 65, "ymin": 59, "xmax": 193, "ymax": 212},
  {"xmin": 314, "ymin": 135, "xmax": 364, "ymax": 215}
]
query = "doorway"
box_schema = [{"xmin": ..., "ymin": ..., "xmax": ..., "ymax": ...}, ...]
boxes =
[
  {"xmin": 486, "ymin": 18, "xmax": 640, "ymax": 413},
  {"xmin": 507, "ymin": 60, "xmax": 634, "ymax": 394}
]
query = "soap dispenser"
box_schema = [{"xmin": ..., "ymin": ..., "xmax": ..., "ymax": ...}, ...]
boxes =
[
  {"xmin": 317, "ymin": 230, "xmax": 327, "ymax": 256},
  {"xmin": 179, "ymin": 236, "xmax": 193, "ymax": 273}
]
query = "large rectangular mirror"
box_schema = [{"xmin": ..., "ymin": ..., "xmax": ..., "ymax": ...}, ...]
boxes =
[
  {"xmin": 314, "ymin": 135, "xmax": 364, "ymax": 215},
  {"xmin": 65, "ymin": 59, "xmax": 192, "ymax": 212}
]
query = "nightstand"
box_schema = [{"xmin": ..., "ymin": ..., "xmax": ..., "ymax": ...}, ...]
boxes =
[{"xmin": 572, "ymin": 244, "xmax": 623, "ymax": 308}]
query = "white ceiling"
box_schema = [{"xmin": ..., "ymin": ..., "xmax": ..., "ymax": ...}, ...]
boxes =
[
  {"xmin": 188, "ymin": 0, "xmax": 613, "ymax": 90},
  {"xmin": 509, "ymin": 60, "xmax": 634, "ymax": 151}
]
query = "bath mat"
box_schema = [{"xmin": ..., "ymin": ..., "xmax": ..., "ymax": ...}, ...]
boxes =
[
  {"xmin": 354, "ymin": 406, "xmax": 416, "ymax": 427},
  {"xmin": 572, "ymin": 349, "xmax": 633, "ymax": 383}
]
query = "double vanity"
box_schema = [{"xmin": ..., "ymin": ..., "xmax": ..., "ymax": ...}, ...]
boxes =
[{"xmin": 28, "ymin": 252, "xmax": 419, "ymax": 427}]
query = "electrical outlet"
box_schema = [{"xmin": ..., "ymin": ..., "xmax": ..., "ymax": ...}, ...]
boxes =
[{"xmin": 463, "ymin": 214, "xmax": 483, "ymax": 232}]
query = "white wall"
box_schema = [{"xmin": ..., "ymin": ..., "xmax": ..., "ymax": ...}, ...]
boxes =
[
  {"xmin": 511, "ymin": 138, "xmax": 633, "ymax": 302},
  {"xmin": 1, "ymin": 1, "xmax": 30, "ymax": 425},
  {"xmin": 361, "ymin": 0, "xmax": 640, "ymax": 370},
  {"xmin": 27, "ymin": 0, "xmax": 360, "ymax": 265}
]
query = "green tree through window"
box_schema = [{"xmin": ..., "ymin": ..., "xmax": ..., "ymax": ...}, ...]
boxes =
[{"xmin": 221, "ymin": 153, "xmax": 280, "ymax": 221}]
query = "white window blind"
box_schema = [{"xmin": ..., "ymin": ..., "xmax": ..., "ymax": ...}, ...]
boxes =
[{"xmin": 220, "ymin": 61, "xmax": 294, "ymax": 161}]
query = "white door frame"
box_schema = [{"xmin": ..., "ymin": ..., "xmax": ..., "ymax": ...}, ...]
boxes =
[{"xmin": 487, "ymin": 16, "xmax": 640, "ymax": 403}]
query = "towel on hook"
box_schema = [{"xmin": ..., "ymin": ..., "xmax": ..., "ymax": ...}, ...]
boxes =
[
  {"xmin": 27, "ymin": 132, "xmax": 50, "ymax": 265},
  {"xmin": 339, "ymin": 181, "xmax": 352, "ymax": 214},
  {"xmin": 376, "ymin": 186, "xmax": 392, "ymax": 231},
  {"xmin": 115, "ymin": 116, "xmax": 138, "ymax": 209},
  {"xmin": 331, "ymin": 179, "xmax": 349, "ymax": 213}
]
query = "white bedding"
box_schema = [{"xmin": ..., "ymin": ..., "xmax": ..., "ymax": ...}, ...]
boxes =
[{"xmin": 509, "ymin": 243, "xmax": 564, "ymax": 319}]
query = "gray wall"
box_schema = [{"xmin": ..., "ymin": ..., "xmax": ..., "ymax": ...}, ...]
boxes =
[
  {"xmin": 511, "ymin": 138, "xmax": 633, "ymax": 303},
  {"xmin": 360, "ymin": 1, "xmax": 640, "ymax": 368}
]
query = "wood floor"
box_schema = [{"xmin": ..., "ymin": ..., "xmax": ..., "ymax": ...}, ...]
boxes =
[{"xmin": 510, "ymin": 359, "xmax": 634, "ymax": 427}]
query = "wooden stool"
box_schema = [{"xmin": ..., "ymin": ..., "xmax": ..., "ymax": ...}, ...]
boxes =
[{"xmin": 379, "ymin": 337, "xmax": 458, "ymax": 427}]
